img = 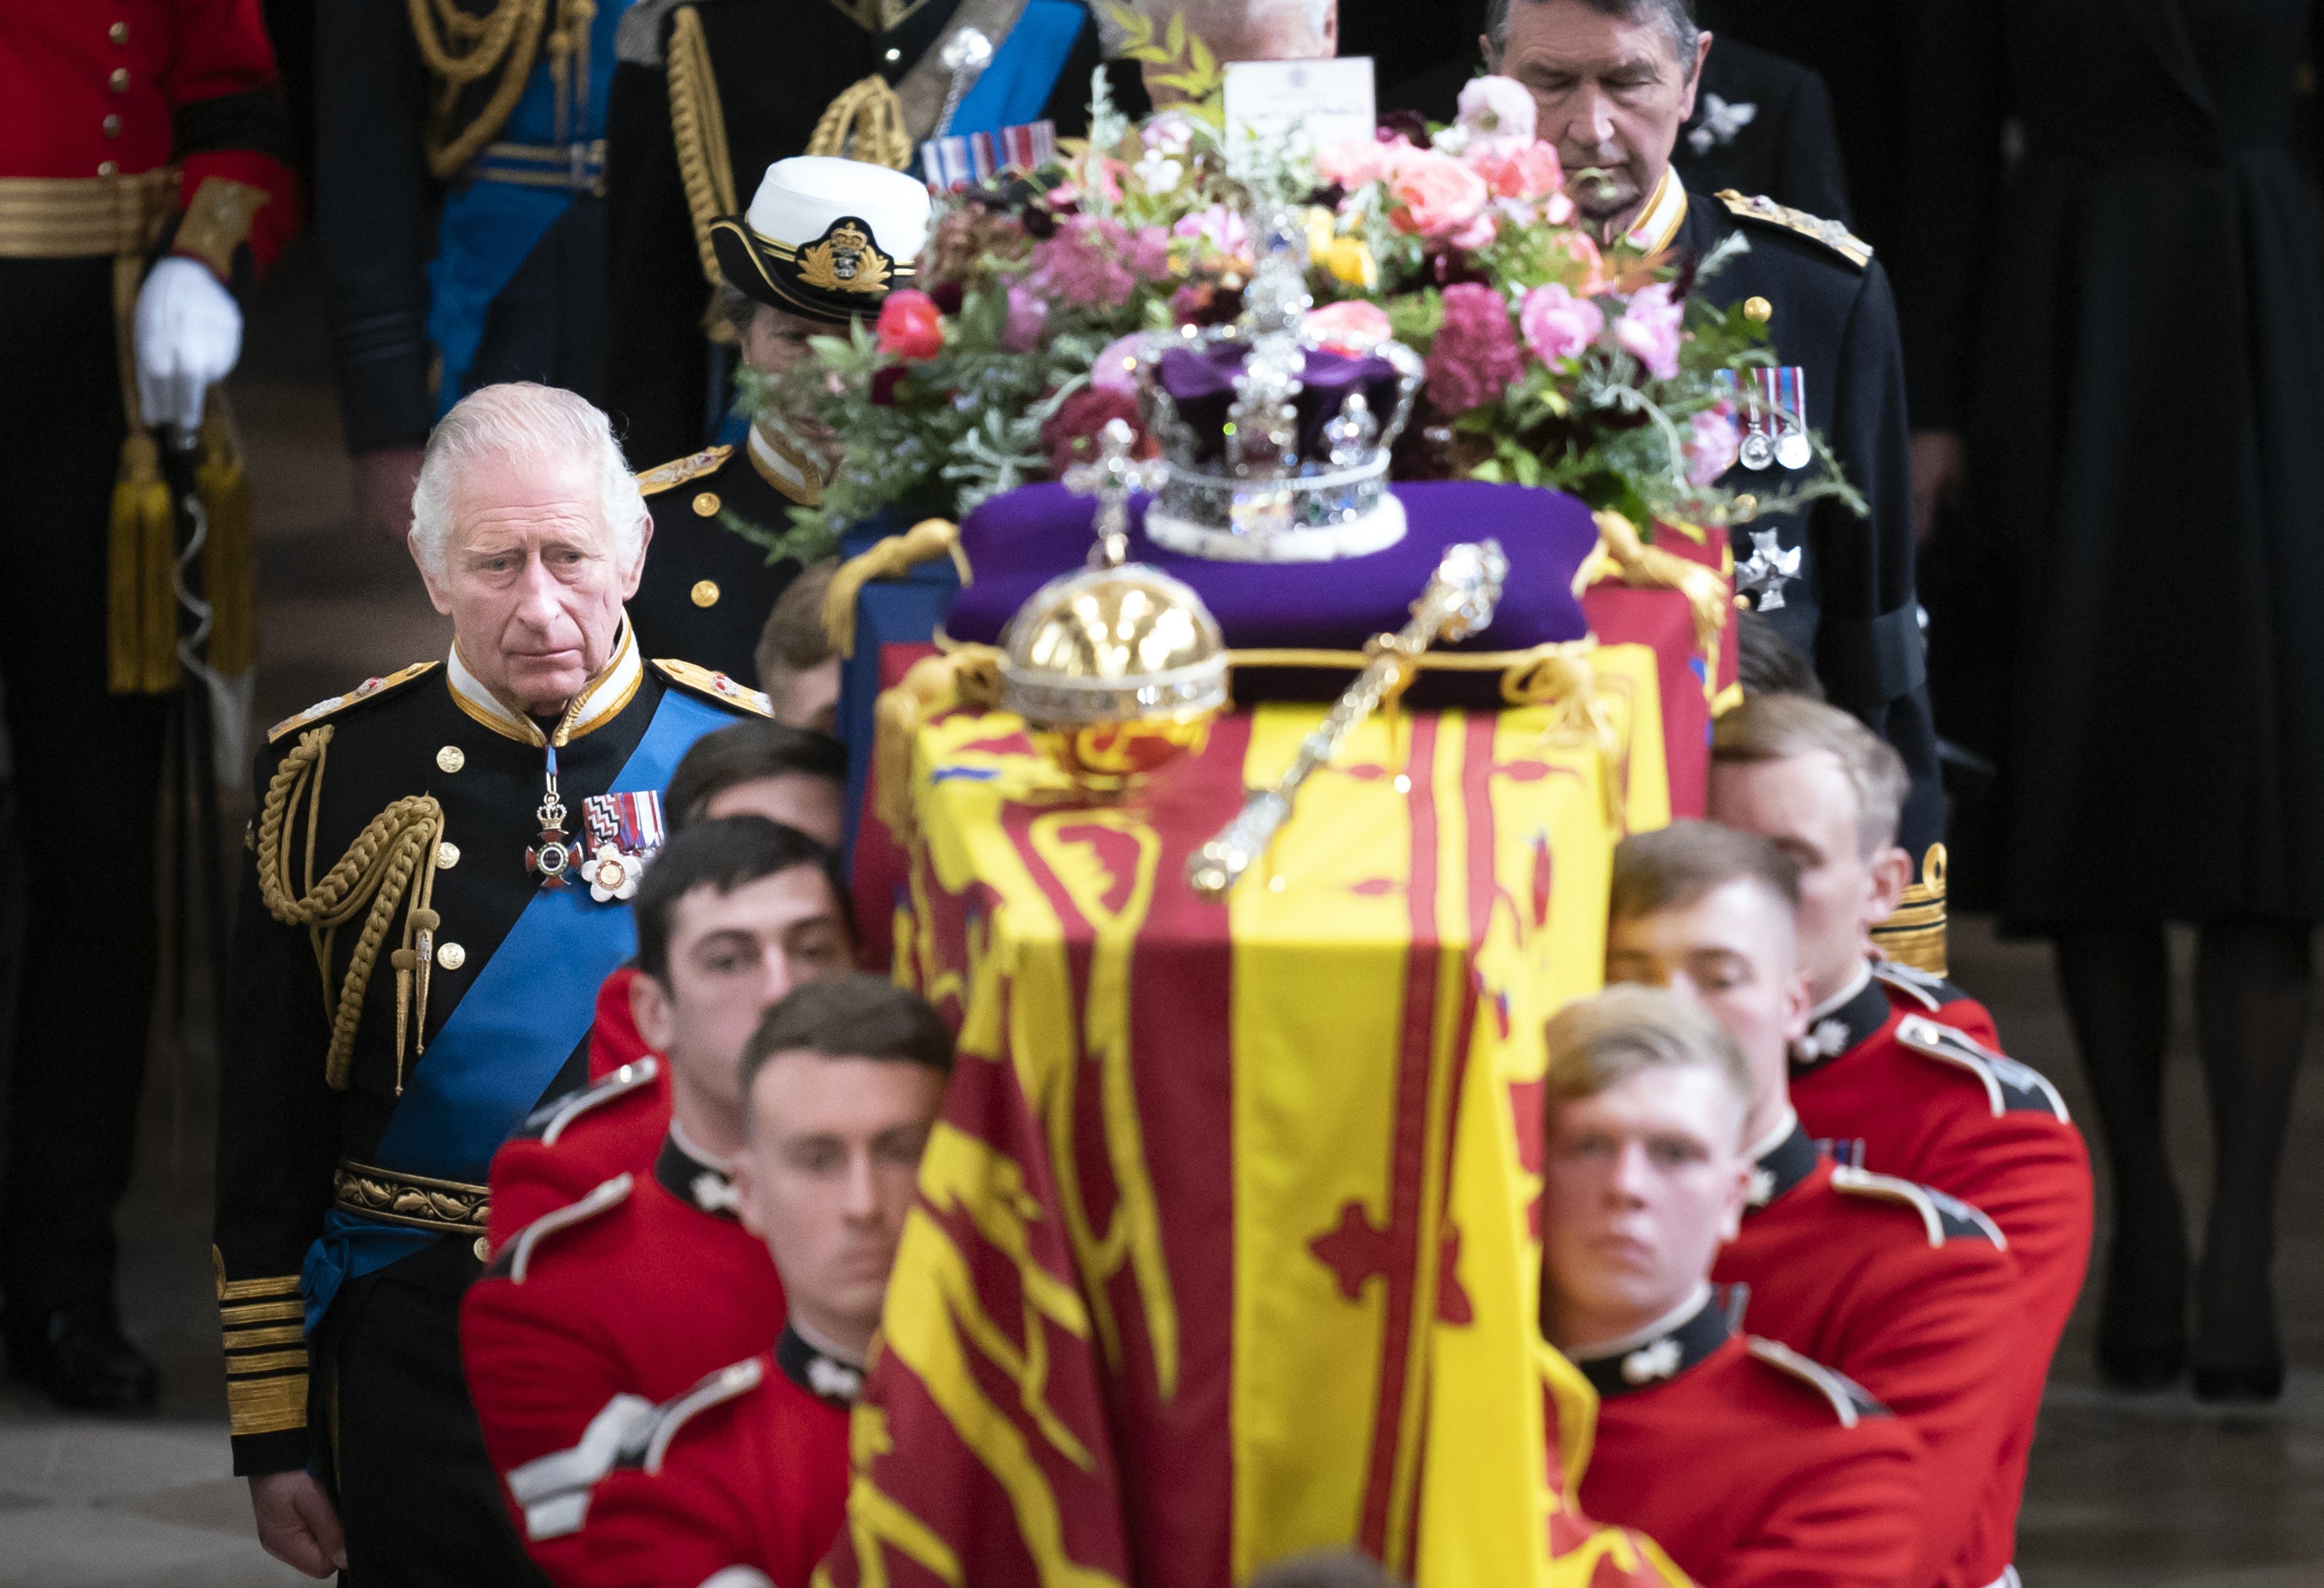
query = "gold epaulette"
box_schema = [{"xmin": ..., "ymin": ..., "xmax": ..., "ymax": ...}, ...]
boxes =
[
  {"xmin": 1716, "ymin": 190, "xmax": 1874, "ymax": 269},
  {"xmin": 1871, "ymin": 843, "xmax": 1947, "ymax": 975},
  {"xmin": 266, "ymin": 660, "xmax": 439, "ymax": 744},
  {"xmin": 636, "ymin": 445, "xmax": 734, "ymax": 497},
  {"xmin": 214, "ymin": 1246, "xmax": 308, "ymax": 1438},
  {"xmin": 651, "ymin": 656, "xmax": 775, "ymax": 717}
]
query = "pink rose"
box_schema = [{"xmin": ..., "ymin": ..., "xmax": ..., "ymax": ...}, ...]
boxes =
[
  {"xmin": 1317, "ymin": 134, "xmax": 1417, "ymax": 189},
  {"xmin": 1425, "ymin": 281, "xmax": 1527, "ymax": 414},
  {"xmin": 1454, "ymin": 74, "xmax": 1538, "ymax": 146},
  {"xmin": 1613, "ymin": 282, "xmax": 1684, "ymax": 380},
  {"xmin": 1556, "ymin": 231, "xmax": 1611, "ymax": 294},
  {"xmin": 1089, "ymin": 332, "xmax": 1147, "ymax": 396},
  {"xmin": 1685, "ymin": 407, "xmax": 1741, "ymax": 485},
  {"xmin": 1000, "ymin": 285, "xmax": 1049, "ymax": 352},
  {"xmin": 1304, "ymin": 300, "xmax": 1394, "ymax": 354},
  {"xmin": 1172, "ymin": 205, "xmax": 1249, "ymax": 257},
  {"xmin": 1449, "ymin": 210, "xmax": 1499, "ymax": 252},
  {"xmin": 1518, "ymin": 283, "xmax": 1604, "ymax": 366},
  {"xmin": 1467, "ymin": 140, "xmax": 1565, "ymax": 201},
  {"xmin": 1387, "ymin": 151, "xmax": 1490, "ymax": 241}
]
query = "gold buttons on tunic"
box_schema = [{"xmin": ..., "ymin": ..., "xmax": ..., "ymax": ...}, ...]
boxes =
[
  {"xmin": 110, "ymin": 21, "xmax": 129, "ymax": 44},
  {"xmin": 1732, "ymin": 493, "xmax": 1759, "ymax": 521},
  {"xmin": 1743, "ymin": 296, "xmax": 1772, "ymax": 323},
  {"xmin": 473, "ymin": 1237, "xmax": 491, "ymax": 1262},
  {"xmin": 97, "ymin": 160, "xmax": 117, "ymax": 176},
  {"xmin": 101, "ymin": 114, "xmax": 122, "ymax": 138},
  {"xmin": 109, "ymin": 68, "xmax": 130, "ymax": 91},
  {"xmin": 435, "ymin": 942, "xmax": 467, "ymax": 971},
  {"xmin": 692, "ymin": 492, "xmax": 720, "ymax": 517},
  {"xmin": 435, "ymin": 842, "xmax": 461, "ymax": 870},
  {"xmin": 436, "ymin": 744, "xmax": 465, "ymax": 773},
  {"xmin": 690, "ymin": 579, "xmax": 721, "ymax": 608}
]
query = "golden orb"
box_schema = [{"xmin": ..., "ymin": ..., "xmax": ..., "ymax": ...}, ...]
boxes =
[{"xmin": 999, "ymin": 563, "xmax": 1229, "ymax": 795}]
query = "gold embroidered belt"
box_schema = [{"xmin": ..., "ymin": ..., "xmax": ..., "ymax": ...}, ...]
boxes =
[
  {"xmin": 333, "ymin": 1160, "xmax": 491, "ymax": 1236},
  {"xmin": 471, "ymin": 139, "xmax": 607, "ymax": 196},
  {"xmin": 0, "ymin": 170, "xmax": 177, "ymax": 259}
]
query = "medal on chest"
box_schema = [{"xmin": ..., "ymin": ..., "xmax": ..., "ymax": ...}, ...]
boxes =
[{"xmin": 526, "ymin": 744, "xmax": 578, "ymax": 889}]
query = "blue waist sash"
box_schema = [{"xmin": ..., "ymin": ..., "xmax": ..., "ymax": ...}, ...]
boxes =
[
  {"xmin": 946, "ymin": 0, "xmax": 1085, "ymax": 139},
  {"xmin": 302, "ymin": 685, "xmax": 731, "ymax": 1332}
]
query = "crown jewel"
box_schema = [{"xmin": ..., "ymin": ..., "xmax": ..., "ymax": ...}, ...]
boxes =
[{"xmin": 1134, "ymin": 208, "xmax": 1423, "ymax": 563}]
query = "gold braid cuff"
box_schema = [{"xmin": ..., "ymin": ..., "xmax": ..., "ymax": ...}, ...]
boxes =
[
  {"xmin": 665, "ymin": 5, "xmax": 737, "ymax": 290},
  {"xmin": 806, "ymin": 74, "xmax": 913, "ymax": 170},
  {"xmin": 1580, "ymin": 509, "xmax": 1731, "ymax": 655},
  {"xmin": 823, "ymin": 519, "xmax": 967, "ymax": 658},
  {"xmin": 254, "ymin": 726, "xmax": 447, "ymax": 1090},
  {"xmin": 872, "ymin": 647, "xmax": 1002, "ymax": 838}
]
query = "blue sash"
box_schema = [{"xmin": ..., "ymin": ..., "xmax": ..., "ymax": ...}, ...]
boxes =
[
  {"xmin": 945, "ymin": 0, "xmax": 1086, "ymax": 139},
  {"xmin": 301, "ymin": 684, "xmax": 731, "ymax": 1332}
]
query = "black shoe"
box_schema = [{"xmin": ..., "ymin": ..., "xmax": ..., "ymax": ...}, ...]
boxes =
[
  {"xmin": 2192, "ymin": 1235, "xmax": 2282, "ymax": 1406},
  {"xmin": 2095, "ymin": 1242, "xmax": 2187, "ymax": 1391},
  {"xmin": 5, "ymin": 1309, "xmax": 159, "ymax": 1412},
  {"xmin": 2193, "ymin": 1361, "xmax": 2284, "ymax": 1404}
]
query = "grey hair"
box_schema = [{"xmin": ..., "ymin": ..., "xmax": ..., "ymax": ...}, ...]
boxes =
[
  {"xmin": 1485, "ymin": 0, "xmax": 1699, "ymax": 63},
  {"xmin": 409, "ymin": 383, "xmax": 648, "ymax": 577}
]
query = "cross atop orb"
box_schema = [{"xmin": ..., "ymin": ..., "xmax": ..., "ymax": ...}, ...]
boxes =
[{"xmin": 1065, "ymin": 418, "xmax": 1167, "ymax": 569}]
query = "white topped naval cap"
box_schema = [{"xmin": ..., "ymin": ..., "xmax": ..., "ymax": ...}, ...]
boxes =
[{"xmin": 710, "ymin": 156, "xmax": 933, "ymax": 325}]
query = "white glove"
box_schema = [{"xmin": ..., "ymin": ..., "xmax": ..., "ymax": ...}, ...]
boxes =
[{"xmin": 135, "ymin": 256, "xmax": 244, "ymax": 436}]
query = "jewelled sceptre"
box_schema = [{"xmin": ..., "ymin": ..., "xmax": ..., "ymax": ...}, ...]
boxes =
[{"xmin": 1186, "ymin": 538, "xmax": 1508, "ymax": 899}]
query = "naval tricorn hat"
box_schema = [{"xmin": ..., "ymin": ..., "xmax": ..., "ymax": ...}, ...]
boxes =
[{"xmin": 710, "ymin": 156, "xmax": 933, "ymax": 325}]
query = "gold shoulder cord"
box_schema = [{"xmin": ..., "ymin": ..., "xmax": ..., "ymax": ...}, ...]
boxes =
[
  {"xmin": 664, "ymin": 6, "xmax": 737, "ymax": 289},
  {"xmin": 256, "ymin": 727, "xmax": 447, "ymax": 1093},
  {"xmin": 806, "ymin": 75, "xmax": 913, "ymax": 170},
  {"xmin": 407, "ymin": 0, "xmax": 605, "ymax": 180}
]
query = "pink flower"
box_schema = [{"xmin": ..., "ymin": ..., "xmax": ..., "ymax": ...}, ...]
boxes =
[
  {"xmin": 1466, "ymin": 139, "xmax": 1566, "ymax": 201},
  {"xmin": 1304, "ymin": 300, "xmax": 1394, "ymax": 353},
  {"xmin": 1142, "ymin": 112, "xmax": 1194, "ymax": 154},
  {"xmin": 1089, "ymin": 332, "xmax": 1148, "ymax": 395},
  {"xmin": 1127, "ymin": 224, "xmax": 1173, "ymax": 278},
  {"xmin": 1556, "ymin": 231, "xmax": 1611, "ymax": 294},
  {"xmin": 1387, "ymin": 150, "xmax": 1491, "ymax": 241},
  {"xmin": 875, "ymin": 290, "xmax": 944, "ymax": 360},
  {"xmin": 1455, "ymin": 75, "xmax": 1538, "ymax": 146},
  {"xmin": 1685, "ymin": 407, "xmax": 1741, "ymax": 485},
  {"xmin": 1317, "ymin": 134, "xmax": 1415, "ymax": 189},
  {"xmin": 1613, "ymin": 282, "xmax": 1684, "ymax": 380},
  {"xmin": 1024, "ymin": 215, "xmax": 1171, "ymax": 308},
  {"xmin": 1518, "ymin": 282, "xmax": 1604, "ymax": 366},
  {"xmin": 1425, "ymin": 282, "xmax": 1527, "ymax": 414},
  {"xmin": 1172, "ymin": 205, "xmax": 1249, "ymax": 257},
  {"xmin": 1000, "ymin": 285, "xmax": 1049, "ymax": 352},
  {"xmin": 1449, "ymin": 210, "xmax": 1499, "ymax": 252}
]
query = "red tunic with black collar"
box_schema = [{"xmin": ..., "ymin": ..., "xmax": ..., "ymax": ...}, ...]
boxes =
[
  {"xmin": 1789, "ymin": 965, "xmax": 2093, "ymax": 1581},
  {"xmin": 460, "ymin": 1132, "xmax": 786, "ymax": 1584},
  {"xmin": 548, "ymin": 1328, "xmax": 854, "ymax": 1588},
  {"xmin": 1714, "ymin": 1121, "xmax": 2023, "ymax": 1587},
  {"xmin": 1571, "ymin": 1293, "xmax": 1927, "ymax": 1588},
  {"xmin": 484, "ymin": 1052, "xmax": 672, "ymax": 1250}
]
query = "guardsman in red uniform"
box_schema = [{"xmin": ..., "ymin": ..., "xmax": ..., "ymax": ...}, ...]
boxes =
[
  {"xmin": 463, "ymin": 815, "xmax": 855, "ymax": 1576},
  {"xmin": 486, "ymin": 724, "xmax": 851, "ymax": 1240},
  {"xmin": 0, "ymin": 0, "xmax": 297, "ymax": 1410},
  {"xmin": 1710, "ymin": 693, "xmax": 2093, "ymax": 1585},
  {"xmin": 1540, "ymin": 987, "xmax": 1926, "ymax": 1588},
  {"xmin": 512, "ymin": 974, "xmax": 951, "ymax": 1588},
  {"xmin": 1607, "ymin": 823, "xmax": 2024, "ymax": 1587}
]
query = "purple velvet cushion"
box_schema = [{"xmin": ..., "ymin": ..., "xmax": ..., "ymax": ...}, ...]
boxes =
[
  {"xmin": 944, "ymin": 480, "xmax": 1597, "ymax": 655},
  {"xmin": 1155, "ymin": 344, "xmax": 1405, "ymax": 464}
]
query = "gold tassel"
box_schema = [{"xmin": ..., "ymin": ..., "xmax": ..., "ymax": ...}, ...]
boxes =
[
  {"xmin": 805, "ymin": 74, "xmax": 913, "ymax": 170},
  {"xmin": 198, "ymin": 397, "xmax": 259, "ymax": 675},
  {"xmin": 822, "ymin": 518, "xmax": 964, "ymax": 658},
  {"xmin": 108, "ymin": 431, "xmax": 180, "ymax": 695},
  {"xmin": 871, "ymin": 647, "xmax": 1002, "ymax": 839}
]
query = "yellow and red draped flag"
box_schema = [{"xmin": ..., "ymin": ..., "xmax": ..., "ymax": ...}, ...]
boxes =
[{"xmin": 822, "ymin": 655, "xmax": 1690, "ymax": 1588}]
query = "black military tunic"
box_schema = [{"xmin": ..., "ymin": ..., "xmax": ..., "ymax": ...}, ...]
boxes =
[
  {"xmin": 603, "ymin": 0, "xmax": 1103, "ymax": 467},
  {"xmin": 213, "ymin": 634, "xmax": 766, "ymax": 1580},
  {"xmin": 631, "ymin": 435, "xmax": 817, "ymax": 682},
  {"xmin": 1677, "ymin": 187, "xmax": 1944, "ymax": 864},
  {"xmin": 1669, "ymin": 36, "xmax": 1850, "ymax": 228}
]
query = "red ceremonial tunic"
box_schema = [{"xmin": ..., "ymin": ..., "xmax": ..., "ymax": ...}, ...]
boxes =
[
  {"xmin": 461, "ymin": 1133, "xmax": 786, "ymax": 1583},
  {"xmin": 1790, "ymin": 964, "xmax": 2094, "ymax": 1580},
  {"xmin": 0, "ymin": 0, "xmax": 297, "ymax": 271},
  {"xmin": 1714, "ymin": 1122, "xmax": 2023, "ymax": 1587},
  {"xmin": 1571, "ymin": 1294, "xmax": 1927, "ymax": 1588},
  {"xmin": 589, "ymin": 964, "xmax": 658, "ymax": 1081},
  {"xmin": 567, "ymin": 1331, "xmax": 854, "ymax": 1588},
  {"xmin": 486, "ymin": 1051, "xmax": 672, "ymax": 1249}
]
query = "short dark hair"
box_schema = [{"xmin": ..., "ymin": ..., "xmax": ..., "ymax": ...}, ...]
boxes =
[
  {"xmin": 1610, "ymin": 820, "xmax": 1800, "ymax": 924},
  {"xmin": 633, "ymin": 816, "xmax": 843, "ymax": 981},
  {"xmin": 1734, "ymin": 609, "xmax": 1825, "ymax": 701},
  {"xmin": 1485, "ymin": 0, "xmax": 1700, "ymax": 63},
  {"xmin": 739, "ymin": 974, "xmax": 954, "ymax": 1107},
  {"xmin": 664, "ymin": 720, "xmax": 847, "ymax": 833}
]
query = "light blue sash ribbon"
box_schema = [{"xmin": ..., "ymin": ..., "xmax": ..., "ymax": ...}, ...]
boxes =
[
  {"xmin": 946, "ymin": 0, "xmax": 1086, "ymax": 138},
  {"xmin": 301, "ymin": 685, "xmax": 731, "ymax": 1332}
]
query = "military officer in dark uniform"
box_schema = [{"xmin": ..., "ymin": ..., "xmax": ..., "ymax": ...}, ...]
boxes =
[
  {"xmin": 1485, "ymin": 0, "xmax": 1944, "ymax": 923},
  {"xmin": 215, "ymin": 382, "xmax": 778, "ymax": 1583},
  {"xmin": 604, "ymin": 0, "xmax": 1105, "ymax": 468},
  {"xmin": 317, "ymin": 0, "xmax": 641, "ymax": 541},
  {"xmin": 0, "ymin": 0, "xmax": 299, "ymax": 1411},
  {"xmin": 626, "ymin": 156, "xmax": 932, "ymax": 679}
]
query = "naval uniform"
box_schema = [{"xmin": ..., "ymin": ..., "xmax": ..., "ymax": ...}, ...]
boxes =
[
  {"xmin": 1714, "ymin": 1118, "xmax": 2023, "ymax": 1587},
  {"xmin": 0, "ymin": 0, "xmax": 297, "ymax": 1397},
  {"xmin": 603, "ymin": 0, "xmax": 1103, "ymax": 467},
  {"xmin": 631, "ymin": 437, "xmax": 825, "ymax": 686},
  {"xmin": 528, "ymin": 1325, "xmax": 854, "ymax": 1588},
  {"xmin": 1671, "ymin": 36, "xmax": 1851, "ymax": 225},
  {"xmin": 213, "ymin": 624, "xmax": 769, "ymax": 1583},
  {"xmin": 1792, "ymin": 964, "xmax": 2093, "ymax": 1579},
  {"xmin": 1570, "ymin": 1289, "xmax": 1927, "ymax": 1588},
  {"xmin": 462, "ymin": 1129, "xmax": 786, "ymax": 1582}
]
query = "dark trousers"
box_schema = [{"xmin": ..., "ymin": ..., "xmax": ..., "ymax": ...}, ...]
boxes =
[
  {"xmin": 322, "ymin": 1240, "xmax": 547, "ymax": 1587},
  {"xmin": 0, "ymin": 257, "xmax": 169, "ymax": 1333}
]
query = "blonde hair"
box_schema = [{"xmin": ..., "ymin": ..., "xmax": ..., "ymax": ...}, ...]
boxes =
[
  {"xmin": 1543, "ymin": 984, "xmax": 1752, "ymax": 1117},
  {"xmin": 1610, "ymin": 820, "xmax": 1800, "ymax": 925},
  {"xmin": 410, "ymin": 383, "xmax": 648, "ymax": 577},
  {"xmin": 1711, "ymin": 693, "xmax": 1907, "ymax": 855}
]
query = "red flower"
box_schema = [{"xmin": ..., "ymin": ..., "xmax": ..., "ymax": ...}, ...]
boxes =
[
  {"xmin": 875, "ymin": 290, "xmax": 945, "ymax": 360},
  {"xmin": 1040, "ymin": 388, "xmax": 1154, "ymax": 477},
  {"xmin": 869, "ymin": 365, "xmax": 907, "ymax": 407}
]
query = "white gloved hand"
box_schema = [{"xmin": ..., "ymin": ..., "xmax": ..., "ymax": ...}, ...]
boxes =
[{"xmin": 135, "ymin": 256, "xmax": 244, "ymax": 436}]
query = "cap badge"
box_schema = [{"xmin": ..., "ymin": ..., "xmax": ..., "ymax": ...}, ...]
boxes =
[{"xmin": 799, "ymin": 219, "xmax": 892, "ymax": 295}]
